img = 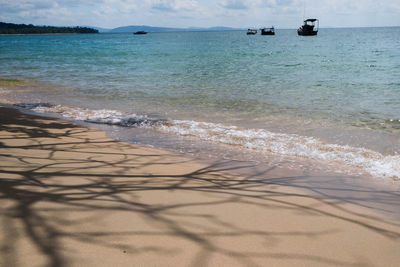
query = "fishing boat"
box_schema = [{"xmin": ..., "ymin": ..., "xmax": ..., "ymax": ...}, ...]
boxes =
[
  {"xmin": 297, "ymin": 19, "xmax": 318, "ymax": 36},
  {"xmin": 260, "ymin": 27, "xmax": 275, "ymax": 35},
  {"xmin": 133, "ymin": 31, "xmax": 147, "ymax": 35},
  {"xmin": 246, "ymin": 29, "xmax": 257, "ymax": 35}
]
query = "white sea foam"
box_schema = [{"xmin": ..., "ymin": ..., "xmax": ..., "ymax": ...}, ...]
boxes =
[
  {"xmin": 159, "ymin": 120, "xmax": 400, "ymax": 179},
  {"xmin": 17, "ymin": 103, "xmax": 400, "ymax": 180},
  {"xmin": 25, "ymin": 104, "xmax": 158, "ymax": 127}
]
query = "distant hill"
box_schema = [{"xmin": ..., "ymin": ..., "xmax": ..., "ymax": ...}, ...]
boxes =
[
  {"xmin": 0, "ymin": 22, "xmax": 242, "ymax": 35},
  {"xmin": 207, "ymin": 26, "xmax": 243, "ymax": 31},
  {"xmin": 109, "ymin": 25, "xmax": 242, "ymax": 33},
  {"xmin": 0, "ymin": 22, "xmax": 98, "ymax": 34}
]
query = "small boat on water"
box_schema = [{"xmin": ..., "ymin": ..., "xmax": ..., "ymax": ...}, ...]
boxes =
[
  {"xmin": 246, "ymin": 29, "xmax": 257, "ymax": 35},
  {"xmin": 260, "ymin": 27, "xmax": 275, "ymax": 35},
  {"xmin": 297, "ymin": 19, "xmax": 318, "ymax": 36},
  {"xmin": 133, "ymin": 31, "xmax": 147, "ymax": 35}
]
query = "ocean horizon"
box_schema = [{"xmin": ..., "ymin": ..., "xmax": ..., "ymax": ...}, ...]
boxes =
[{"xmin": 1, "ymin": 27, "xmax": 399, "ymax": 180}]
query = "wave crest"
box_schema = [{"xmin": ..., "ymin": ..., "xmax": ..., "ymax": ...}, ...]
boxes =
[{"xmin": 15, "ymin": 103, "xmax": 400, "ymax": 180}]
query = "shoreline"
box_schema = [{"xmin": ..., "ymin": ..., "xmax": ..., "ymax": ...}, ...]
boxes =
[
  {"xmin": 1, "ymin": 78, "xmax": 399, "ymax": 181},
  {"xmin": 1, "ymin": 105, "xmax": 399, "ymax": 266}
]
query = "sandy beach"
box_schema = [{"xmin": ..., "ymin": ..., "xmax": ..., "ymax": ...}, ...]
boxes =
[{"xmin": 1, "ymin": 105, "xmax": 399, "ymax": 267}]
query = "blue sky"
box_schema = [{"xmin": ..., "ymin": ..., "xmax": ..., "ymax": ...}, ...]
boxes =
[{"xmin": 1, "ymin": 0, "xmax": 399, "ymax": 29}]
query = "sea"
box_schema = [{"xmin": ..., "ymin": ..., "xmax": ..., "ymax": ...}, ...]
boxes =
[{"xmin": 1, "ymin": 27, "xmax": 400, "ymax": 181}]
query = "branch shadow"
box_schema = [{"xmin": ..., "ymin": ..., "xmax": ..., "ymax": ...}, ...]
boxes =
[{"xmin": 1, "ymin": 107, "xmax": 399, "ymax": 267}]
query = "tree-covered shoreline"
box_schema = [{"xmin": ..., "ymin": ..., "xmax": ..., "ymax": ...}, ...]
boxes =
[{"xmin": 0, "ymin": 22, "xmax": 98, "ymax": 34}]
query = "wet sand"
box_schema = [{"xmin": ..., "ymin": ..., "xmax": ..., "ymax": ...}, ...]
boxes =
[{"xmin": 1, "ymin": 106, "xmax": 399, "ymax": 266}]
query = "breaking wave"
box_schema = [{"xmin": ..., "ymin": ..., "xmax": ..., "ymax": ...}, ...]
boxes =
[
  {"xmin": 14, "ymin": 103, "xmax": 164, "ymax": 127},
  {"xmin": 15, "ymin": 103, "xmax": 400, "ymax": 180}
]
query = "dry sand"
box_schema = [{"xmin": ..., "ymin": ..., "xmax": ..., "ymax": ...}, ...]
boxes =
[{"xmin": 0, "ymin": 106, "xmax": 399, "ymax": 267}]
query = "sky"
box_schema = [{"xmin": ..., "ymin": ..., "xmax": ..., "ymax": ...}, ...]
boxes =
[{"xmin": 1, "ymin": 0, "xmax": 400, "ymax": 29}]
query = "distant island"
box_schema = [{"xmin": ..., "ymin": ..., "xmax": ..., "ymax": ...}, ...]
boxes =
[
  {"xmin": 0, "ymin": 22, "xmax": 242, "ymax": 34},
  {"xmin": 0, "ymin": 22, "xmax": 98, "ymax": 34}
]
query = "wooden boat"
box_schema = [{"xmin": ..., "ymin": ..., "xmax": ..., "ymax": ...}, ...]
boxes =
[
  {"xmin": 297, "ymin": 19, "xmax": 318, "ymax": 36},
  {"xmin": 133, "ymin": 31, "xmax": 147, "ymax": 35},
  {"xmin": 246, "ymin": 29, "xmax": 257, "ymax": 35},
  {"xmin": 260, "ymin": 27, "xmax": 275, "ymax": 35}
]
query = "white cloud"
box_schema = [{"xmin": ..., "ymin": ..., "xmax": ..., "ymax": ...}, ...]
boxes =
[
  {"xmin": 221, "ymin": 0, "xmax": 249, "ymax": 10},
  {"xmin": 144, "ymin": 0, "xmax": 198, "ymax": 12}
]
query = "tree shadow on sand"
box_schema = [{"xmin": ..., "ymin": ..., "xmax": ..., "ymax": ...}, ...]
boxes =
[{"xmin": 1, "ymin": 107, "xmax": 400, "ymax": 267}]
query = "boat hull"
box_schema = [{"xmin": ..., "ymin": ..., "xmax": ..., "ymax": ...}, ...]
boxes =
[
  {"xmin": 261, "ymin": 31, "xmax": 275, "ymax": 35},
  {"xmin": 297, "ymin": 28, "xmax": 318, "ymax": 36}
]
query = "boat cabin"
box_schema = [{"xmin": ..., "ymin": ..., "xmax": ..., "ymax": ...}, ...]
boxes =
[
  {"xmin": 260, "ymin": 27, "xmax": 275, "ymax": 35},
  {"xmin": 246, "ymin": 29, "xmax": 257, "ymax": 35},
  {"xmin": 297, "ymin": 19, "xmax": 318, "ymax": 36}
]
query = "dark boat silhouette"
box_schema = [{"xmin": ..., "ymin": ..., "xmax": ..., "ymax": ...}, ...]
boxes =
[
  {"xmin": 133, "ymin": 31, "xmax": 147, "ymax": 35},
  {"xmin": 246, "ymin": 29, "xmax": 257, "ymax": 35},
  {"xmin": 297, "ymin": 19, "xmax": 318, "ymax": 36},
  {"xmin": 260, "ymin": 27, "xmax": 275, "ymax": 35}
]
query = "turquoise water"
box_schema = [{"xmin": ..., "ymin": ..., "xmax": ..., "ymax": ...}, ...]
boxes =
[{"xmin": 1, "ymin": 28, "xmax": 400, "ymax": 179}]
